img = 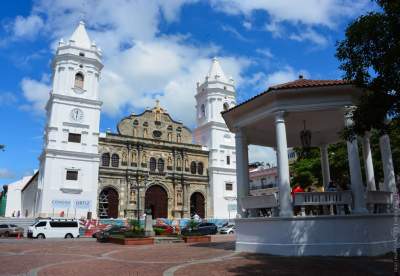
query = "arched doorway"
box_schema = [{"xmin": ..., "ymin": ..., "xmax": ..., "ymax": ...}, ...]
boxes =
[
  {"xmin": 190, "ymin": 192, "xmax": 205, "ymax": 218},
  {"xmin": 98, "ymin": 187, "xmax": 119, "ymax": 218},
  {"xmin": 145, "ymin": 185, "xmax": 168, "ymax": 218}
]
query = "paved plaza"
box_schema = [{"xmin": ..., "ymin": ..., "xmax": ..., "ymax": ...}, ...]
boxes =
[{"xmin": 0, "ymin": 236, "xmax": 393, "ymax": 276}]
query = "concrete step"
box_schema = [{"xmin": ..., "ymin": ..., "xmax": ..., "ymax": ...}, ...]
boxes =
[{"xmin": 154, "ymin": 236, "xmax": 184, "ymax": 244}]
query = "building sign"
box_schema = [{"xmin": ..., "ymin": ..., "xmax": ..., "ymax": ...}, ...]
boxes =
[
  {"xmin": 51, "ymin": 200, "xmax": 71, "ymax": 209},
  {"xmin": 74, "ymin": 200, "xmax": 91, "ymax": 210}
]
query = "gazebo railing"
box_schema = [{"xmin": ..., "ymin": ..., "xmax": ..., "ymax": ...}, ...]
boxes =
[
  {"xmin": 241, "ymin": 194, "xmax": 279, "ymax": 217},
  {"xmin": 293, "ymin": 191, "xmax": 353, "ymax": 216},
  {"xmin": 366, "ymin": 191, "xmax": 392, "ymax": 213}
]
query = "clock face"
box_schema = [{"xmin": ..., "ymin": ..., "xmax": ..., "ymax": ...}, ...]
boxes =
[{"xmin": 70, "ymin": 108, "xmax": 84, "ymax": 122}]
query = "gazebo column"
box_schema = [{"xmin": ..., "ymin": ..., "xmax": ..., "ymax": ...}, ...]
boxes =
[
  {"xmin": 275, "ymin": 111, "xmax": 293, "ymax": 217},
  {"xmin": 379, "ymin": 133, "xmax": 396, "ymax": 193},
  {"xmin": 235, "ymin": 128, "xmax": 249, "ymax": 218},
  {"xmin": 320, "ymin": 144, "xmax": 331, "ymax": 190},
  {"xmin": 362, "ymin": 132, "xmax": 376, "ymax": 191},
  {"xmin": 344, "ymin": 107, "xmax": 367, "ymax": 213}
]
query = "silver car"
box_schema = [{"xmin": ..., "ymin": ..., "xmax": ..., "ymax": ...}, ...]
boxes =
[
  {"xmin": 0, "ymin": 224, "xmax": 24, "ymax": 237},
  {"xmin": 219, "ymin": 224, "xmax": 235, "ymax": 234}
]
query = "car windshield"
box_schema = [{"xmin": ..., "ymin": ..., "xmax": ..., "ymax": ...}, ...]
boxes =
[{"xmin": 10, "ymin": 224, "xmax": 18, "ymax": 227}]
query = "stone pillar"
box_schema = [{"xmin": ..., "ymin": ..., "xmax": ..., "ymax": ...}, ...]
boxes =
[
  {"xmin": 275, "ymin": 111, "xmax": 293, "ymax": 217},
  {"xmin": 182, "ymin": 179, "xmax": 189, "ymax": 218},
  {"xmin": 379, "ymin": 134, "xmax": 396, "ymax": 193},
  {"xmin": 320, "ymin": 144, "xmax": 331, "ymax": 191},
  {"xmin": 235, "ymin": 128, "xmax": 249, "ymax": 218},
  {"xmin": 344, "ymin": 107, "xmax": 367, "ymax": 213},
  {"xmin": 362, "ymin": 132, "xmax": 376, "ymax": 191}
]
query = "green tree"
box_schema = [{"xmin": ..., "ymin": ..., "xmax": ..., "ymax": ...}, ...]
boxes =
[{"xmin": 336, "ymin": 0, "xmax": 399, "ymax": 134}]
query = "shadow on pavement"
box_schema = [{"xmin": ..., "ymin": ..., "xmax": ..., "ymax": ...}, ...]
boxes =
[{"xmin": 227, "ymin": 253, "xmax": 393, "ymax": 276}]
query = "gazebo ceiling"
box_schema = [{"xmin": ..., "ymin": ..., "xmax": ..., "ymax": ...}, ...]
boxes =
[
  {"xmin": 222, "ymin": 80, "xmax": 363, "ymax": 148},
  {"xmin": 244, "ymin": 108, "xmax": 346, "ymax": 148}
]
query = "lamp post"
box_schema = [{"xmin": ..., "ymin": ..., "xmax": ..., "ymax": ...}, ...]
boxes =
[{"xmin": 130, "ymin": 173, "xmax": 149, "ymax": 222}]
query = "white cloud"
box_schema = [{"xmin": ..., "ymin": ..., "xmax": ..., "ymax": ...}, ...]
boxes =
[
  {"xmin": 0, "ymin": 92, "xmax": 17, "ymax": 106},
  {"xmin": 248, "ymin": 145, "xmax": 276, "ymax": 165},
  {"xmin": 211, "ymin": 0, "xmax": 372, "ymax": 45},
  {"xmin": 245, "ymin": 66, "xmax": 309, "ymax": 92},
  {"xmin": 14, "ymin": 0, "xmax": 251, "ymax": 127},
  {"xmin": 210, "ymin": 0, "xmax": 371, "ymax": 28},
  {"xmin": 242, "ymin": 21, "xmax": 252, "ymax": 30},
  {"xmin": 12, "ymin": 15, "xmax": 44, "ymax": 39},
  {"xmin": 256, "ymin": 48, "xmax": 273, "ymax": 59},
  {"xmin": 221, "ymin": 25, "xmax": 250, "ymax": 42},
  {"xmin": 0, "ymin": 168, "xmax": 15, "ymax": 179},
  {"xmin": 289, "ymin": 28, "xmax": 329, "ymax": 46},
  {"xmin": 20, "ymin": 77, "xmax": 50, "ymax": 114}
]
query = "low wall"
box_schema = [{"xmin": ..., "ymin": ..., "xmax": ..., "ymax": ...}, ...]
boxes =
[{"xmin": 236, "ymin": 214, "xmax": 394, "ymax": 256}]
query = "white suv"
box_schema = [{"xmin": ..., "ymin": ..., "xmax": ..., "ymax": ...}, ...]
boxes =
[{"xmin": 27, "ymin": 219, "xmax": 80, "ymax": 239}]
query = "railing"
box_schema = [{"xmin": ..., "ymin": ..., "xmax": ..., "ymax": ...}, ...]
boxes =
[
  {"xmin": 293, "ymin": 191, "xmax": 353, "ymax": 216},
  {"xmin": 366, "ymin": 191, "xmax": 392, "ymax": 213},
  {"xmin": 240, "ymin": 194, "xmax": 279, "ymax": 217}
]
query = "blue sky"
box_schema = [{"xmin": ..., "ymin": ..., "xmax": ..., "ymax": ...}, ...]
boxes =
[{"xmin": 0, "ymin": 0, "xmax": 375, "ymax": 186}]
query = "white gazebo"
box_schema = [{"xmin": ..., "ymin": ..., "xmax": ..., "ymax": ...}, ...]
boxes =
[{"xmin": 222, "ymin": 78, "xmax": 396, "ymax": 256}]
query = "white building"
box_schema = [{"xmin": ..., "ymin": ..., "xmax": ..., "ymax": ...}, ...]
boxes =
[
  {"xmin": 27, "ymin": 22, "xmax": 103, "ymax": 219},
  {"xmin": 4, "ymin": 175, "xmax": 33, "ymax": 217},
  {"xmin": 194, "ymin": 58, "xmax": 237, "ymax": 219}
]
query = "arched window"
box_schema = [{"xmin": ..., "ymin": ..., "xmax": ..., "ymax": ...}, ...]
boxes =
[
  {"xmin": 74, "ymin": 73, "xmax": 84, "ymax": 89},
  {"xmin": 101, "ymin": 153, "xmax": 110, "ymax": 167},
  {"xmin": 201, "ymin": 104, "xmax": 205, "ymax": 117},
  {"xmin": 111, "ymin": 154, "xmax": 119, "ymax": 167},
  {"xmin": 223, "ymin": 102, "xmax": 229, "ymax": 111},
  {"xmin": 133, "ymin": 120, "xmax": 139, "ymax": 126},
  {"xmin": 197, "ymin": 162, "xmax": 204, "ymax": 175},
  {"xmin": 190, "ymin": 161, "xmax": 197, "ymax": 174},
  {"xmin": 150, "ymin": 157, "xmax": 157, "ymax": 172},
  {"xmin": 158, "ymin": 158, "xmax": 164, "ymax": 172}
]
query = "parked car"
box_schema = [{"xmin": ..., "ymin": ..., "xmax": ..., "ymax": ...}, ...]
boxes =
[
  {"xmin": 0, "ymin": 224, "xmax": 24, "ymax": 237},
  {"xmin": 219, "ymin": 224, "xmax": 235, "ymax": 234},
  {"xmin": 96, "ymin": 225, "xmax": 128, "ymax": 242},
  {"xmin": 153, "ymin": 224, "xmax": 174, "ymax": 235},
  {"xmin": 27, "ymin": 219, "xmax": 79, "ymax": 239},
  {"xmin": 181, "ymin": 222, "xmax": 218, "ymax": 236}
]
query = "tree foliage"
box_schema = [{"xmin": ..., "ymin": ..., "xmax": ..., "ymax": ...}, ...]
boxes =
[
  {"xmin": 336, "ymin": 0, "xmax": 400, "ymax": 134},
  {"xmin": 290, "ymin": 119, "xmax": 399, "ymax": 189}
]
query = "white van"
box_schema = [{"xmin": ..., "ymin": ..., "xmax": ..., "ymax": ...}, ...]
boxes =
[{"xmin": 27, "ymin": 219, "xmax": 80, "ymax": 239}]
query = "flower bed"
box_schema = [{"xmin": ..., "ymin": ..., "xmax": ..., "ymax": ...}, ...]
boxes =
[
  {"xmin": 182, "ymin": 235, "xmax": 211, "ymax": 243},
  {"xmin": 109, "ymin": 236, "xmax": 155, "ymax": 245}
]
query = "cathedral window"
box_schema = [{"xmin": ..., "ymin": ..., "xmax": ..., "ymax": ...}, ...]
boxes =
[
  {"xmin": 197, "ymin": 162, "xmax": 204, "ymax": 175},
  {"xmin": 74, "ymin": 72, "xmax": 84, "ymax": 89},
  {"xmin": 223, "ymin": 102, "xmax": 229, "ymax": 111},
  {"xmin": 111, "ymin": 154, "xmax": 120, "ymax": 167},
  {"xmin": 158, "ymin": 158, "xmax": 164, "ymax": 172},
  {"xmin": 133, "ymin": 120, "xmax": 139, "ymax": 126},
  {"xmin": 190, "ymin": 161, "xmax": 196, "ymax": 174},
  {"xmin": 101, "ymin": 153, "xmax": 110, "ymax": 167},
  {"xmin": 167, "ymin": 125, "xmax": 173, "ymax": 131},
  {"xmin": 68, "ymin": 133, "xmax": 81, "ymax": 143},
  {"xmin": 201, "ymin": 104, "xmax": 205, "ymax": 117},
  {"xmin": 66, "ymin": 170, "xmax": 78, "ymax": 181},
  {"xmin": 150, "ymin": 157, "xmax": 157, "ymax": 172}
]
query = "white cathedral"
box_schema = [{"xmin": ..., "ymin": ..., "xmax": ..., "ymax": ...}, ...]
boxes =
[{"xmin": 20, "ymin": 22, "xmax": 237, "ymax": 219}]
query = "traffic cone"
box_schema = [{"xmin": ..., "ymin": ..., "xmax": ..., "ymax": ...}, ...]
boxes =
[{"xmin": 16, "ymin": 232, "xmax": 21, "ymax": 240}]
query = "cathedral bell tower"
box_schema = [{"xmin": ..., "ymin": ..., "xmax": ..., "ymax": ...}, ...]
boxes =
[
  {"xmin": 35, "ymin": 21, "xmax": 103, "ymax": 218},
  {"xmin": 194, "ymin": 57, "xmax": 237, "ymax": 219}
]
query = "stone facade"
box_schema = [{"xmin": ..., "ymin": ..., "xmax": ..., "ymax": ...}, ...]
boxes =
[{"xmin": 98, "ymin": 102, "xmax": 210, "ymax": 219}]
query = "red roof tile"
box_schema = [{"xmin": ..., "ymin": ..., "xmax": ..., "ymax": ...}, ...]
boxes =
[{"xmin": 268, "ymin": 78, "xmax": 349, "ymax": 91}]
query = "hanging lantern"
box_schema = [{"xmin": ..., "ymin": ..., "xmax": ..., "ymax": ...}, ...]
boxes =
[{"xmin": 300, "ymin": 120, "xmax": 312, "ymax": 148}]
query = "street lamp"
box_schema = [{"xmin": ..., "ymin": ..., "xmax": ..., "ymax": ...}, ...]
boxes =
[{"xmin": 130, "ymin": 173, "xmax": 149, "ymax": 222}]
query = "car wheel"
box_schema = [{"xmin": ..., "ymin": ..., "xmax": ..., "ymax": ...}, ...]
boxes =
[
  {"xmin": 65, "ymin": 233, "xmax": 73, "ymax": 239},
  {"xmin": 37, "ymin": 234, "xmax": 45, "ymax": 239},
  {"xmin": 229, "ymin": 230, "xmax": 234, "ymax": 234},
  {"xmin": 4, "ymin": 232, "xmax": 9, "ymax": 237}
]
